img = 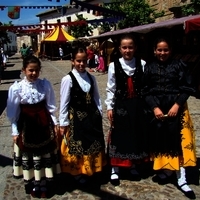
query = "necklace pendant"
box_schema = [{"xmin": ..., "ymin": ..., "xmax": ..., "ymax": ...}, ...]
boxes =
[{"xmin": 86, "ymin": 92, "xmax": 91, "ymax": 104}]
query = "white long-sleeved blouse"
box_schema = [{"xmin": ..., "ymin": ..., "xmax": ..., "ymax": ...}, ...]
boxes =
[
  {"xmin": 105, "ymin": 57, "xmax": 146, "ymax": 110},
  {"xmin": 7, "ymin": 77, "xmax": 58, "ymax": 136},
  {"xmin": 59, "ymin": 68, "xmax": 102, "ymax": 127}
]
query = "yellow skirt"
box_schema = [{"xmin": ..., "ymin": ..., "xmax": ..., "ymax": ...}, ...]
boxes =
[
  {"xmin": 60, "ymin": 137, "xmax": 107, "ymax": 176},
  {"xmin": 153, "ymin": 103, "xmax": 196, "ymax": 171}
]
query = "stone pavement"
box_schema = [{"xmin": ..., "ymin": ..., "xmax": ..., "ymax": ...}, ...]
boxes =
[{"xmin": 0, "ymin": 54, "xmax": 200, "ymax": 200}]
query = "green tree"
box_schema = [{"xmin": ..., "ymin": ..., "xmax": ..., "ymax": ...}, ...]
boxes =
[
  {"xmin": 101, "ymin": 0, "xmax": 164, "ymax": 30},
  {"xmin": 0, "ymin": 21, "xmax": 12, "ymax": 46},
  {"xmin": 182, "ymin": 0, "xmax": 200, "ymax": 16},
  {"xmin": 70, "ymin": 14, "xmax": 94, "ymax": 38}
]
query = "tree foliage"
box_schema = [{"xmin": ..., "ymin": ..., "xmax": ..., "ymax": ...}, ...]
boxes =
[
  {"xmin": 100, "ymin": 0, "xmax": 164, "ymax": 31},
  {"xmin": 182, "ymin": 0, "xmax": 200, "ymax": 16},
  {"xmin": 69, "ymin": 14, "xmax": 94, "ymax": 38},
  {"xmin": 0, "ymin": 21, "xmax": 13, "ymax": 45}
]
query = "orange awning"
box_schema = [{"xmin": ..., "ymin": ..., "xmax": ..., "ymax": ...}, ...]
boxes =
[{"xmin": 43, "ymin": 26, "xmax": 75, "ymax": 42}]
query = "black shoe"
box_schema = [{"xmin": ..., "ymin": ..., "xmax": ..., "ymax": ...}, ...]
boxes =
[
  {"xmin": 178, "ymin": 184, "xmax": 196, "ymax": 199},
  {"xmin": 74, "ymin": 175, "xmax": 89, "ymax": 186},
  {"xmin": 31, "ymin": 187, "xmax": 40, "ymax": 198},
  {"xmin": 152, "ymin": 172, "xmax": 174, "ymax": 185},
  {"xmin": 129, "ymin": 168, "xmax": 141, "ymax": 181},
  {"xmin": 24, "ymin": 182, "xmax": 34, "ymax": 194},
  {"xmin": 110, "ymin": 178, "xmax": 120, "ymax": 186},
  {"xmin": 110, "ymin": 172, "xmax": 120, "ymax": 186},
  {"xmin": 40, "ymin": 186, "xmax": 47, "ymax": 198}
]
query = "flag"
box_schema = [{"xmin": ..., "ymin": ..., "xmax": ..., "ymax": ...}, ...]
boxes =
[{"xmin": 8, "ymin": 6, "xmax": 20, "ymax": 19}]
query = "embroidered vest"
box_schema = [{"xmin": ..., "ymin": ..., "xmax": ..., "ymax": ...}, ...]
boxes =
[{"xmin": 114, "ymin": 58, "xmax": 143, "ymax": 99}]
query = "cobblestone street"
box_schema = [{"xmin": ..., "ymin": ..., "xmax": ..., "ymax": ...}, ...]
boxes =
[{"xmin": 0, "ymin": 54, "xmax": 200, "ymax": 200}]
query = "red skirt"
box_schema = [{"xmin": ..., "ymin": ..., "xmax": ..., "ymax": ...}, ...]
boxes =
[{"xmin": 17, "ymin": 101, "xmax": 57, "ymax": 155}]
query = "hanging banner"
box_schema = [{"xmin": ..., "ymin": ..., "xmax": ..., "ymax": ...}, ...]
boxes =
[
  {"xmin": 8, "ymin": 6, "xmax": 20, "ymax": 19},
  {"xmin": 0, "ymin": 17, "xmax": 122, "ymax": 33}
]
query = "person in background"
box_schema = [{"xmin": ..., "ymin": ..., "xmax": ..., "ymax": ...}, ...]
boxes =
[
  {"xmin": 0, "ymin": 49, "xmax": 7, "ymax": 84},
  {"xmin": 105, "ymin": 33, "xmax": 148, "ymax": 186},
  {"xmin": 20, "ymin": 43, "xmax": 31, "ymax": 60},
  {"xmin": 7, "ymin": 56, "xmax": 61, "ymax": 198},
  {"xmin": 87, "ymin": 45, "xmax": 95, "ymax": 71},
  {"xmin": 94, "ymin": 51, "xmax": 99, "ymax": 68},
  {"xmin": 59, "ymin": 45, "xmax": 64, "ymax": 60},
  {"xmin": 141, "ymin": 37, "xmax": 196, "ymax": 199},
  {"xmin": 28, "ymin": 46, "xmax": 34, "ymax": 56},
  {"xmin": 95, "ymin": 50, "xmax": 106, "ymax": 73},
  {"xmin": 59, "ymin": 46, "xmax": 106, "ymax": 185}
]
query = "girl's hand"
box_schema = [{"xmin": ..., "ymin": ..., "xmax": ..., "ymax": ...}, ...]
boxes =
[
  {"xmin": 54, "ymin": 125, "xmax": 59, "ymax": 136},
  {"xmin": 107, "ymin": 110, "xmax": 113, "ymax": 127},
  {"xmin": 13, "ymin": 135, "xmax": 19, "ymax": 143},
  {"xmin": 59, "ymin": 126, "xmax": 68, "ymax": 136},
  {"xmin": 168, "ymin": 103, "xmax": 179, "ymax": 117},
  {"xmin": 153, "ymin": 107, "xmax": 164, "ymax": 120}
]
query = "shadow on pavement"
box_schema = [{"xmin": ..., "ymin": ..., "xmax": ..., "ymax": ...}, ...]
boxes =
[
  {"xmin": 3, "ymin": 70, "xmax": 21, "ymax": 80},
  {"xmin": 186, "ymin": 157, "xmax": 200, "ymax": 186},
  {"xmin": 0, "ymin": 90, "xmax": 8, "ymax": 116},
  {"xmin": 47, "ymin": 164, "xmax": 154, "ymax": 199},
  {"xmin": 48, "ymin": 168, "xmax": 130, "ymax": 200},
  {"xmin": 5, "ymin": 63, "xmax": 15, "ymax": 68},
  {"xmin": 0, "ymin": 155, "xmax": 13, "ymax": 167}
]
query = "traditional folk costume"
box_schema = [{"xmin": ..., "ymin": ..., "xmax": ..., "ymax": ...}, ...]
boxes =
[
  {"xmin": 105, "ymin": 57, "xmax": 148, "ymax": 183},
  {"xmin": 142, "ymin": 59, "xmax": 196, "ymax": 170},
  {"xmin": 7, "ymin": 77, "xmax": 61, "ymax": 195},
  {"xmin": 142, "ymin": 58, "xmax": 196, "ymax": 199},
  {"xmin": 59, "ymin": 68, "xmax": 106, "ymax": 177}
]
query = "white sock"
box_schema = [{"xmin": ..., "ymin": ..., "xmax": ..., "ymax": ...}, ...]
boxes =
[
  {"xmin": 111, "ymin": 167, "xmax": 119, "ymax": 180},
  {"xmin": 180, "ymin": 184, "xmax": 192, "ymax": 192},
  {"xmin": 176, "ymin": 167, "xmax": 192, "ymax": 192}
]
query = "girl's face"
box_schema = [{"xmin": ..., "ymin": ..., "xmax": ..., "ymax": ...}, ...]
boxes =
[
  {"xmin": 72, "ymin": 52, "xmax": 87, "ymax": 73},
  {"xmin": 154, "ymin": 41, "xmax": 171, "ymax": 62},
  {"xmin": 119, "ymin": 39, "xmax": 136, "ymax": 60},
  {"xmin": 23, "ymin": 63, "xmax": 40, "ymax": 82}
]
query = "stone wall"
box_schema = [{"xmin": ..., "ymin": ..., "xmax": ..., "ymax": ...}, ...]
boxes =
[{"xmin": 147, "ymin": 0, "xmax": 192, "ymax": 21}]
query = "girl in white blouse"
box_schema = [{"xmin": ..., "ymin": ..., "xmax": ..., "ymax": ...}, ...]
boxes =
[
  {"xmin": 105, "ymin": 34, "xmax": 148, "ymax": 186},
  {"xmin": 7, "ymin": 56, "xmax": 60, "ymax": 198},
  {"xmin": 59, "ymin": 47, "xmax": 106, "ymax": 185}
]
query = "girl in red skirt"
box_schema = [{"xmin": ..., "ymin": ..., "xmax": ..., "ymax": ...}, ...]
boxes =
[
  {"xmin": 7, "ymin": 56, "xmax": 61, "ymax": 198},
  {"xmin": 105, "ymin": 34, "xmax": 148, "ymax": 186}
]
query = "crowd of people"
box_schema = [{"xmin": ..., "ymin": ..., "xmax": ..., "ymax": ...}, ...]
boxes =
[
  {"xmin": 87, "ymin": 45, "xmax": 107, "ymax": 73},
  {"xmin": 6, "ymin": 33, "xmax": 198, "ymax": 199}
]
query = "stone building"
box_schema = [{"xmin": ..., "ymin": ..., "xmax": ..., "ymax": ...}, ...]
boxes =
[{"xmin": 3, "ymin": 32, "xmax": 17, "ymax": 53}]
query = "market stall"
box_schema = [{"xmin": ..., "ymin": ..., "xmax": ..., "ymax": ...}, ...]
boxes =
[{"xmin": 40, "ymin": 26, "xmax": 75, "ymax": 60}]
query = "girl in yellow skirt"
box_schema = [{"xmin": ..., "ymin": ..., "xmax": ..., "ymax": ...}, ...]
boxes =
[
  {"xmin": 142, "ymin": 37, "xmax": 196, "ymax": 199},
  {"xmin": 59, "ymin": 46, "xmax": 106, "ymax": 184}
]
